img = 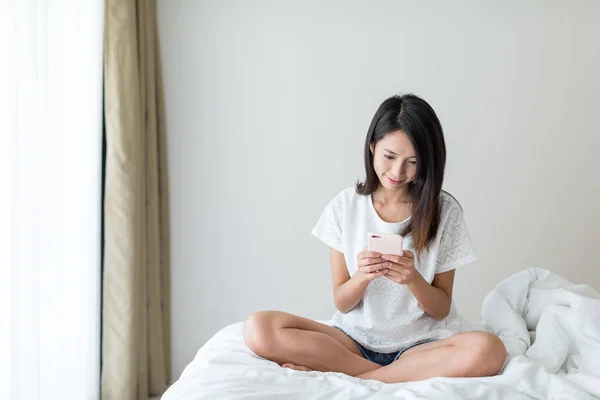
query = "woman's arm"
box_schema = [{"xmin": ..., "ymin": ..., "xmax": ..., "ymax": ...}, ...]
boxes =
[
  {"xmin": 330, "ymin": 248, "xmax": 367, "ymax": 313},
  {"xmin": 406, "ymin": 269, "xmax": 455, "ymax": 320},
  {"xmin": 329, "ymin": 248, "xmax": 388, "ymax": 313}
]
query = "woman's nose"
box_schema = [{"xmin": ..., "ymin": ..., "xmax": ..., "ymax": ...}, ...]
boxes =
[{"xmin": 393, "ymin": 165, "xmax": 406, "ymax": 179}]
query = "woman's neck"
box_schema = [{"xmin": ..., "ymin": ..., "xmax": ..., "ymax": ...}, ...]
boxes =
[{"xmin": 372, "ymin": 187, "xmax": 411, "ymax": 206}]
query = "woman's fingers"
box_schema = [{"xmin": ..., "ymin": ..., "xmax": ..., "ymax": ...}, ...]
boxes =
[
  {"xmin": 359, "ymin": 250, "xmax": 381, "ymax": 257},
  {"xmin": 358, "ymin": 257, "xmax": 383, "ymax": 268},
  {"xmin": 365, "ymin": 269, "xmax": 388, "ymax": 281},
  {"xmin": 384, "ymin": 268, "xmax": 409, "ymax": 281},
  {"xmin": 384, "ymin": 268, "xmax": 401, "ymax": 277},
  {"xmin": 381, "ymin": 254, "xmax": 412, "ymax": 267},
  {"xmin": 385, "ymin": 262, "xmax": 410, "ymax": 273},
  {"xmin": 381, "ymin": 254, "xmax": 402, "ymax": 264},
  {"xmin": 358, "ymin": 251, "xmax": 381, "ymax": 260},
  {"xmin": 363, "ymin": 262, "xmax": 389, "ymax": 273}
]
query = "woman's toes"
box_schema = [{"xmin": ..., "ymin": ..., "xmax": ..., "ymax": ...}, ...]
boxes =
[{"xmin": 282, "ymin": 363, "xmax": 312, "ymax": 371}]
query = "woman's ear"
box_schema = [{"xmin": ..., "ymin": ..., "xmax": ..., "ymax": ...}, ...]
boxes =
[{"xmin": 369, "ymin": 142, "xmax": 374, "ymax": 154}]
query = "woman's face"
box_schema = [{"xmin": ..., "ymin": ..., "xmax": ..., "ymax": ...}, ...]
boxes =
[{"xmin": 370, "ymin": 130, "xmax": 417, "ymax": 192}]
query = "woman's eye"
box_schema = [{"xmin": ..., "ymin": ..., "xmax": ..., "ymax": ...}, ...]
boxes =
[
  {"xmin": 409, "ymin": 160, "xmax": 417, "ymax": 165},
  {"xmin": 384, "ymin": 155, "xmax": 394, "ymax": 160}
]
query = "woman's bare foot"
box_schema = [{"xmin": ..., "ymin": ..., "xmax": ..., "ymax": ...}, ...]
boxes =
[{"xmin": 282, "ymin": 363, "xmax": 313, "ymax": 372}]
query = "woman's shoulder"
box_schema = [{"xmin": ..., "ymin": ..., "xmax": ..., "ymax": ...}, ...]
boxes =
[
  {"xmin": 326, "ymin": 187, "xmax": 367, "ymax": 210},
  {"xmin": 439, "ymin": 190, "xmax": 464, "ymax": 216}
]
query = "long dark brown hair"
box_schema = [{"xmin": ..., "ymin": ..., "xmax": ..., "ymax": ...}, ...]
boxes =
[{"xmin": 356, "ymin": 94, "xmax": 447, "ymax": 256}]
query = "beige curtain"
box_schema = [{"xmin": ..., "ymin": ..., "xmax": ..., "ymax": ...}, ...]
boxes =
[{"xmin": 102, "ymin": 0, "xmax": 171, "ymax": 399}]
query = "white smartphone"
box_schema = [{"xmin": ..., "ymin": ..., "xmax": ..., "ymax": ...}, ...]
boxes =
[{"xmin": 367, "ymin": 232, "xmax": 404, "ymax": 256}]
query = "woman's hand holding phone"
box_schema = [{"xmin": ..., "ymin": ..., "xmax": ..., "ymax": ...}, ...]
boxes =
[
  {"xmin": 355, "ymin": 250, "xmax": 389, "ymax": 282},
  {"xmin": 381, "ymin": 251, "xmax": 420, "ymax": 285},
  {"xmin": 360, "ymin": 233, "xmax": 421, "ymax": 285}
]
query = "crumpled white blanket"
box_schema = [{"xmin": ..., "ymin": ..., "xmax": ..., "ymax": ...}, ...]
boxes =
[{"xmin": 162, "ymin": 268, "xmax": 600, "ymax": 399}]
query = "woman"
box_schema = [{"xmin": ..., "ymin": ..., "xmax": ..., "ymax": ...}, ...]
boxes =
[{"xmin": 243, "ymin": 94, "xmax": 506, "ymax": 383}]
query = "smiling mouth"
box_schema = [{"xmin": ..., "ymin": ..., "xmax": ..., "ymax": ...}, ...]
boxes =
[{"xmin": 386, "ymin": 175, "xmax": 402, "ymax": 184}]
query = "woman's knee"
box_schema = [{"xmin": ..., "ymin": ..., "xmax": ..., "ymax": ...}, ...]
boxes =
[
  {"xmin": 243, "ymin": 311, "xmax": 282, "ymax": 357},
  {"xmin": 459, "ymin": 331, "xmax": 507, "ymax": 377}
]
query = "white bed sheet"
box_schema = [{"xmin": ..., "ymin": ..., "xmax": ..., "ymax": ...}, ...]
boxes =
[{"xmin": 163, "ymin": 269, "xmax": 600, "ymax": 399}]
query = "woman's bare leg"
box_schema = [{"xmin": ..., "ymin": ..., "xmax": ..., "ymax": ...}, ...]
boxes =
[
  {"xmin": 243, "ymin": 310, "xmax": 380, "ymax": 376},
  {"xmin": 357, "ymin": 331, "xmax": 506, "ymax": 383}
]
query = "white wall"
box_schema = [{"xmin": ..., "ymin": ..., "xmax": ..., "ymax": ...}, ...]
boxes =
[{"xmin": 157, "ymin": 0, "xmax": 600, "ymax": 380}]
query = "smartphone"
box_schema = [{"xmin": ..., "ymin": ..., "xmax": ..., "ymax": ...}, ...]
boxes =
[{"xmin": 367, "ymin": 232, "xmax": 404, "ymax": 256}]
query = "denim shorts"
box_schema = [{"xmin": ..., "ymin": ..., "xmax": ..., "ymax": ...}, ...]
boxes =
[{"xmin": 335, "ymin": 326, "xmax": 437, "ymax": 367}]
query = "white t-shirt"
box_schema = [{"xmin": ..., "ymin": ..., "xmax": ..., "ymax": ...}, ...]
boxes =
[{"xmin": 311, "ymin": 187, "xmax": 477, "ymax": 353}]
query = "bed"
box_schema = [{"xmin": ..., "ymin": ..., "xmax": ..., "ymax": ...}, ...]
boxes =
[{"xmin": 162, "ymin": 269, "xmax": 600, "ymax": 399}]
